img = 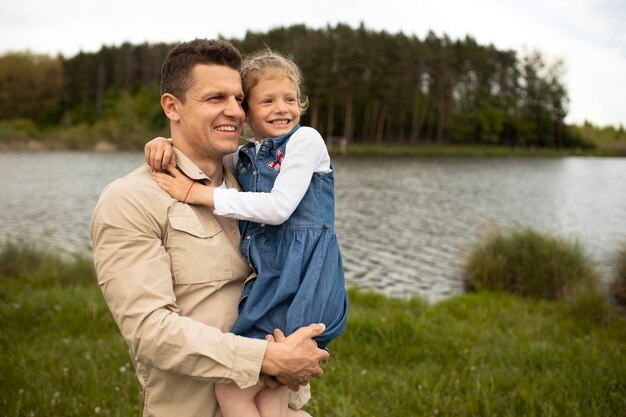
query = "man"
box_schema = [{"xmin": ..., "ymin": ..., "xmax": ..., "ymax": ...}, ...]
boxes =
[{"xmin": 90, "ymin": 39, "xmax": 328, "ymax": 417}]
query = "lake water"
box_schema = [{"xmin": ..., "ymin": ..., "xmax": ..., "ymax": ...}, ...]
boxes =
[{"xmin": 1, "ymin": 151, "xmax": 625, "ymax": 301}]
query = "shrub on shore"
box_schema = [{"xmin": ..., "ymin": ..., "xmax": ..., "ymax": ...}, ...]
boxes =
[
  {"xmin": 0, "ymin": 240, "xmax": 94, "ymax": 286},
  {"xmin": 463, "ymin": 227, "xmax": 598, "ymax": 300}
]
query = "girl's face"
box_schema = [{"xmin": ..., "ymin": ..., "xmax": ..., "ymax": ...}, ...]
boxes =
[{"xmin": 245, "ymin": 73, "xmax": 301, "ymax": 141}]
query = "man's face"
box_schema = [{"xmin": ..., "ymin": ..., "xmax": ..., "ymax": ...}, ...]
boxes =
[{"xmin": 175, "ymin": 64, "xmax": 245, "ymax": 158}]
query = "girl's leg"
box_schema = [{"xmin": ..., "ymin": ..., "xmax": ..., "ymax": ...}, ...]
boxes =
[
  {"xmin": 216, "ymin": 383, "xmax": 264, "ymax": 417},
  {"xmin": 287, "ymin": 409, "xmax": 312, "ymax": 417},
  {"xmin": 255, "ymin": 385, "xmax": 290, "ymax": 417}
]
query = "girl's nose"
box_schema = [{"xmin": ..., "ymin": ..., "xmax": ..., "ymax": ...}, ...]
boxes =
[{"xmin": 274, "ymin": 100, "xmax": 288, "ymax": 113}]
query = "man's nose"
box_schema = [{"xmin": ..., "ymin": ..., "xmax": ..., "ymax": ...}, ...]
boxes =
[{"xmin": 224, "ymin": 96, "xmax": 244, "ymax": 118}]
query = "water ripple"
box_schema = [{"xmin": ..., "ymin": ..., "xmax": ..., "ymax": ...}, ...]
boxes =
[{"xmin": 1, "ymin": 152, "xmax": 625, "ymax": 301}]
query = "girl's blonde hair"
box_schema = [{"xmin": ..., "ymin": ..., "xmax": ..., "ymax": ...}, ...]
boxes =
[{"xmin": 241, "ymin": 49, "xmax": 309, "ymax": 114}]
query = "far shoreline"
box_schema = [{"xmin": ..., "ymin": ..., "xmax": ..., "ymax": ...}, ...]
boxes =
[{"xmin": 2, "ymin": 139, "xmax": 625, "ymax": 157}]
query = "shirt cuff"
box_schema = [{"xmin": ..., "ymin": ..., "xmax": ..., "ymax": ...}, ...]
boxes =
[
  {"xmin": 213, "ymin": 187, "xmax": 234, "ymax": 216},
  {"xmin": 230, "ymin": 336, "xmax": 267, "ymax": 388}
]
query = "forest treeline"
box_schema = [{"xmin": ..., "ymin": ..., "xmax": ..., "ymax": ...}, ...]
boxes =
[{"xmin": 0, "ymin": 23, "xmax": 623, "ymax": 150}]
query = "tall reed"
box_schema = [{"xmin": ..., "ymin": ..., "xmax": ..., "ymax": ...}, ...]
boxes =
[{"xmin": 612, "ymin": 243, "xmax": 626, "ymax": 306}]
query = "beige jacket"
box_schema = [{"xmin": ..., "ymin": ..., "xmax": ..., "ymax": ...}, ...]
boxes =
[{"xmin": 91, "ymin": 149, "xmax": 268, "ymax": 417}]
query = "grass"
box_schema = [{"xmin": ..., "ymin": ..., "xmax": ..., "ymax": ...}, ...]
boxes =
[
  {"xmin": 1, "ymin": 242, "xmax": 625, "ymax": 416},
  {"xmin": 310, "ymin": 291, "xmax": 625, "ymax": 417}
]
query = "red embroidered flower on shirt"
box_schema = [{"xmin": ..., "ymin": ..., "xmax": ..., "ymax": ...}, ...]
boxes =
[{"xmin": 267, "ymin": 148, "xmax": 284, "ymax": 171}]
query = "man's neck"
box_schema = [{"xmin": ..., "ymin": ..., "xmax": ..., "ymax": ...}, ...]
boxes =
[{"xmin": 172, "ymin": 139, "xmax": 224, "ymax": 186}]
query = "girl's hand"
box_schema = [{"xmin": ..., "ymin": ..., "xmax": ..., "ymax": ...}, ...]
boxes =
[
  {"xmin": 151, "ymin": 159, "xmax": 213, "ymax": 206},
  {"xmin": 145, "ymin": 137, "xmax": 174, "ymax": 171}
]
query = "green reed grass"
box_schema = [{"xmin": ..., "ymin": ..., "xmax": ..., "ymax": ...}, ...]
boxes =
[
  {"xmin": 612, "ymin": 243, "xmax": 626, "ymax": 307},
  {"xmin": 463, "ymin": 227, "xmax": 598, "ymax": 300},
  {"xmin": 1, "ymin": 242, "xmax": 624, "ymax": 416}
]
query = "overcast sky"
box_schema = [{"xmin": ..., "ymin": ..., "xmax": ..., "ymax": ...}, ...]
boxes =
[{"xmin": 1, "ymin": 0, "xmax": 624, "ymax": 127}]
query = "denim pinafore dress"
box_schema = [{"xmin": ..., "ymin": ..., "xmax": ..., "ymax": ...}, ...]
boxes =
[{"xmin": 229, "ymin": 126, "xmax": 348, "ymax": 348}]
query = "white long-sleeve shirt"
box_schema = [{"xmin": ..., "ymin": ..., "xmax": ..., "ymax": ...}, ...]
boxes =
[{"xmin": 214, "ymin": 127, "xmax": 332, "ymax": 225}]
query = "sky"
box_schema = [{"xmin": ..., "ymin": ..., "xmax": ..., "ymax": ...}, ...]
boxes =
[{"xmin": 1, "ymin": 0, "xmax": 625, "ymax": 127}]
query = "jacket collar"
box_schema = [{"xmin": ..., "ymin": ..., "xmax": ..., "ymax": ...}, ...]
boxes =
[{"xmin": 172, "ymin": 147, "xmax": 239, "ymax": 190}]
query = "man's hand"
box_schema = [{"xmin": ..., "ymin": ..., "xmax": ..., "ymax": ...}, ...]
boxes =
[
  {"xmin": 263, "ymin": 334, "xmax": 281, "ymax": 390},
  {"xmin": 261, "ymin": 323, "xmax": 330, "ymax": 391}
]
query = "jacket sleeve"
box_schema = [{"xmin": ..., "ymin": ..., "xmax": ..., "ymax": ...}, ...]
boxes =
[{"xmin": 90, "ymin": 179, "xmax": 266, "ymax": 388}]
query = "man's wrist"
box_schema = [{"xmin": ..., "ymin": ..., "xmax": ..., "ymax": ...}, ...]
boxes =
[{"xmin": 261, "ymin": 339, "xmax": 279, "ymax": 376}]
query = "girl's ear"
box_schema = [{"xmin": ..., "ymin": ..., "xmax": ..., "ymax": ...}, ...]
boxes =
[{"xmin": 161, "ymin": 93, "xmax": 181, "ymax": 122}]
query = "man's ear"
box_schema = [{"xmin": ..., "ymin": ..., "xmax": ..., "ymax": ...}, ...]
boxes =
[{"xmin": 161, "ymin": 93, "xmax": 181, "ymax": 122}]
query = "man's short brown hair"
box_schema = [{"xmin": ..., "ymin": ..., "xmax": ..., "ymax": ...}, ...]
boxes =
[{"xmin": 160, "ymin": 39, "xmax": 242, "ymax": 102}]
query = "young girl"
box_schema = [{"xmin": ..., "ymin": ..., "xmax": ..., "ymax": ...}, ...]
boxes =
[{"xmin": 148, "ymin": 50, "xmax": 348, "ymax": 417}]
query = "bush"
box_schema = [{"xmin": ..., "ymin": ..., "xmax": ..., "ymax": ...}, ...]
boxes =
[
  {"xmin": 54, "ymin": 122, "xmax": 97, "ymax": 149},
  {"xmin": 0, "ymin": 240, "xmax": 56, "ymax": 278},
  {"xmin": 0, "ymin": 118, "xmax": 40, "ymax": 143},
  {"xmin": 565, "ymin": 291, "xmax": 615, "ymax": 327},
  {"xmin": 0, "ymin": 240, "xmax": 94, "ymax": 287},
  {"xmin": 464, "ymin": 227, "xmax": 598, "ymax": 300},
  {"xmin": 612, "ymin": 243, "xmax": 626, "ymax": 306}
]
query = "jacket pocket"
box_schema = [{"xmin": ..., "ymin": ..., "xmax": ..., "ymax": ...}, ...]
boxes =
[
  {"xmin": 167, "ymin": 207, "xmax": 232, "ymax": 283},
  {"xmin": 168, "ymin": 214, "xmax": 219, "ymax": 238}
]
